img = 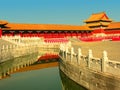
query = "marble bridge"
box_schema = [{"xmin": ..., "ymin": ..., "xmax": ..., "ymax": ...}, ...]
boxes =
[{"xmin": 0, "ymin": 36, "xmax": 64, "ymax": 79}]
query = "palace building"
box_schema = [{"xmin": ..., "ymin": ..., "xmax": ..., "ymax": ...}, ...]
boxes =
[
  {"xmin": 105, "ymin": 22, "xmax": 120, "ymax": 34},
  {"xmin": 0, "ymin": 22, "xmax": 91, "ymax": 38},
  {"xmin": 84, "ymin": 12, "xmax": 112, "ymax": 29},
  {"xmin": 0, "ymin": 12, "xmax": 120, "ymax": 38}
]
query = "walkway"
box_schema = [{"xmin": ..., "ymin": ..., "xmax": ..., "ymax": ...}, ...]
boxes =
[{"xmin": 71, "ymin": 41, "xmax": 120, "ymax": 61}]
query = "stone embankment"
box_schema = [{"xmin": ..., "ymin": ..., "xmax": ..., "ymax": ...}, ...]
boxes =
[
  {"xmin": 0, "ymin": 36, "xmax": 64, "ymax": 79},
  {"xmin": 59, "ymin": 42, "xmax": 120, "ymax": 90}
]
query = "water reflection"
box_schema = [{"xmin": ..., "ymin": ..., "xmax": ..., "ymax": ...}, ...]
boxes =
[
  {"xmin": 1, "ymin": 49, "xmax": 88, "ymax": 90},
  {"xmin": 0, "ymin": 60, "xmax": 88, "ymax": 90},
  {"xmin": 0, "ymin": 67, "xmax": 62, "ymax": 90},
  {"xmin": 0, "ymin": 51, "xmax": 58, "ymax": 79},
  {"xmin": 59, "ymin": 70, "xmax": 88, "ymax": 90}
]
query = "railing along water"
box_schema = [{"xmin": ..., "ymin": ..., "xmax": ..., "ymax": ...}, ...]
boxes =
[{"xmin": 59, "ymin": 44, "xmax": 120, "ymax": 77}]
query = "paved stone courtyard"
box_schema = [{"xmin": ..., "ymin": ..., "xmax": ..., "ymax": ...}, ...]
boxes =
[{"xmin": 72, "ymin": 41, "xmax": 120, "ymax": 61}]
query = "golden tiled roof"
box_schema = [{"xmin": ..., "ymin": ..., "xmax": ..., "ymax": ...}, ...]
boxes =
[
  {"xmin": 106, "ymin": 22, "xmax": 120, "ymax": 29},
  {"xmin": 3, "ymin": 23, "xmax": 91, "ymax": 31},
  {"xmin": 0, "ymin": 20, "xmax": 8, "ymax": 25},
  {"xmin": 84, "ymin": 12, "xmax": 112, "ymax": 22},
  {"xmin": 86, "ymin": 22, "xmax": 110, "ymax": 27}
]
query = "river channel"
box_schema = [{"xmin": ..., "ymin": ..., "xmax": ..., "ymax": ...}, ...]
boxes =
[{"xmin": 0, "ymin": 62, "xmax": 87, "ymax": 90}]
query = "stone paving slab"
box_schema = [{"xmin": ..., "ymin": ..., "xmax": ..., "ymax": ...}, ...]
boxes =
[{"xmin": 72, "ymin": 41, "xmax": 120, "ymax": 61}]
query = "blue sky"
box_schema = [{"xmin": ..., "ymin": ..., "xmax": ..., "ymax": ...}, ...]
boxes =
[{"xmin": 0, "ymin": 0, "xmax": 120, "ymax": 25}]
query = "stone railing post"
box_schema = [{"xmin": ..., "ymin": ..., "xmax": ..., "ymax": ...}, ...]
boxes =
[
  {"xmin": 65, "ymin": 46, "xmax": 69, "ymax": 60},
  {"xmin": 1, "ymin": 45, "xmax": 5, "ymax": 60},
  {"xmin": 6, "ymin": 45, "xmax": 9, "ymax": 52},
  {"xmin": 16, "ymin": 45, "xmax": 19, "ymax": 57},
  {"xmin": 70, "ymin": 47, "xmax": 74, "ymax": 62},
  {"xmin": 102, "ymin": 50, "xmax": 108, "ymax": 72},
  {"xmin": 2, "ymin": 45, "xmax": 5, "ymax": 51},
  {"xmin": 60, "ymin": 44, "xmax": 65, "ymax": 59},
  {"xmin": 9, "ymin": 45, "xmax": 12, "ymax": 57},
  {"xmin": 88, "ymin": 49, "xmax": 93, "ymax": 68},
  {"xmin": 67, "ymin": 41, "xmax": 71, "ymax": 48},
  {"xmin": 5, "ymin": 45, "xmax": 8, "ymax": 59},
  {"xmin": 0, "ymin": 47, "xmax": 1, "ymax": 60},
  {"xmin": 78, "ymin": 48, "xmax": 82, "ymax": 65},
  {"xmin": 60, "ymin": 44, "xmax": 62, "ymax": 56},
  {"xmin": 12, "ymin": 44, "xmax": 15, "ymax": 52},
  {"xmin": 62, "ymin": 45, "xmax": 65, "ymax": 59},
  {"xmin": 18, "ymin": 36, "xmax": 21, "ymax": 43},
  {"xmin": 9, "ymin": 44, "xmax": 12, "ymax": 49}
]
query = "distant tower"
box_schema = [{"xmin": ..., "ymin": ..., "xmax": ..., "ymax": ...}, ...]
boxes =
[
  {"xmin": 0, "ymin": 20, "xmax": 8, "ymax": 28},
  {"xmin": 84, "ymin": 12, "xmax": 112, "ymax": 29},
  {"xmin": 0, "ymin": 20, "xmax": 8, "ymax": 37}
]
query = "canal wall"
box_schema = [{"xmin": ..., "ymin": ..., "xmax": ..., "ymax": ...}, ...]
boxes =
[
  {"xmin": 59, "ymin": 44, "xmax": 120, "ymax": 90},
  {"xmin": 0, "ymin": 42, "xmax": 39, "ymax": 79},
  {"xmin": 0, "ymin": 36, "xmax": 67, "ymax": 79}
]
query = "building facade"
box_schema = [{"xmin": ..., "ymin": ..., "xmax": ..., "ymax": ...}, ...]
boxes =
[{"xmin": 0, "ymin": 12, "xmax": 120, "ymax": 38}]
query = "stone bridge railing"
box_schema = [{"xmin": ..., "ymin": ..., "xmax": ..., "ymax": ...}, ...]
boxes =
[
  {"xmin": 0, "ymin": 44, "xmax": 38, "ymax": 63},
  {"xmin": 59, "ymin": 44, "xmax": 120, "ymax": 77},
  {"xmin": 0, "ymin": 44, "xmax": 39, "ymax": 79},
  {"xmin": 2, "ymin": 36, "xmax": 43, "ymax": 45},
  {"xmin": 0, "ymin": 36, "xmax": 70, "ymax": 79}
]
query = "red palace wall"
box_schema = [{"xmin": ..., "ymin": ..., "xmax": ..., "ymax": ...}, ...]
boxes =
[{"xmin": 0, "ymin": 28, "xmax": 2, "ymax": 38}]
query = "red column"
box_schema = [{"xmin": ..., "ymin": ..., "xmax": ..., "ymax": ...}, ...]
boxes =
[
  {"xmin": 0, "ymin": 28, "xmax": 2, "ymax": 38},
  {"xmin": 19, "ymin": 32, "xmax": 22, "ymax": 37},
  {"xmin": 11, "ymin": 32, "xmax": 14, "ymax": 36}
]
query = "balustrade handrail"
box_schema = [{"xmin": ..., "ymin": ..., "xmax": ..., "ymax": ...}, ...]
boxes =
[
  {"xmin": 59, "ymin": 43, "xmax": 120, "ymax": 76},
  {"xmin": 0, "ymin": 44, "xmax": 38, "ymax": 63},
  {"xmin": 91, "ymin": 57, "xmax": 101, "ymax": 61},
  {"xmin": 107, "ymin": 60, "xmax": 120, "ymax": 64}
]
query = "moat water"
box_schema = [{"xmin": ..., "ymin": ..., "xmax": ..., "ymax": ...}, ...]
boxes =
[{"xmin": 0, "ymin": 65, "xmax": 87, "ymax": 90}]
